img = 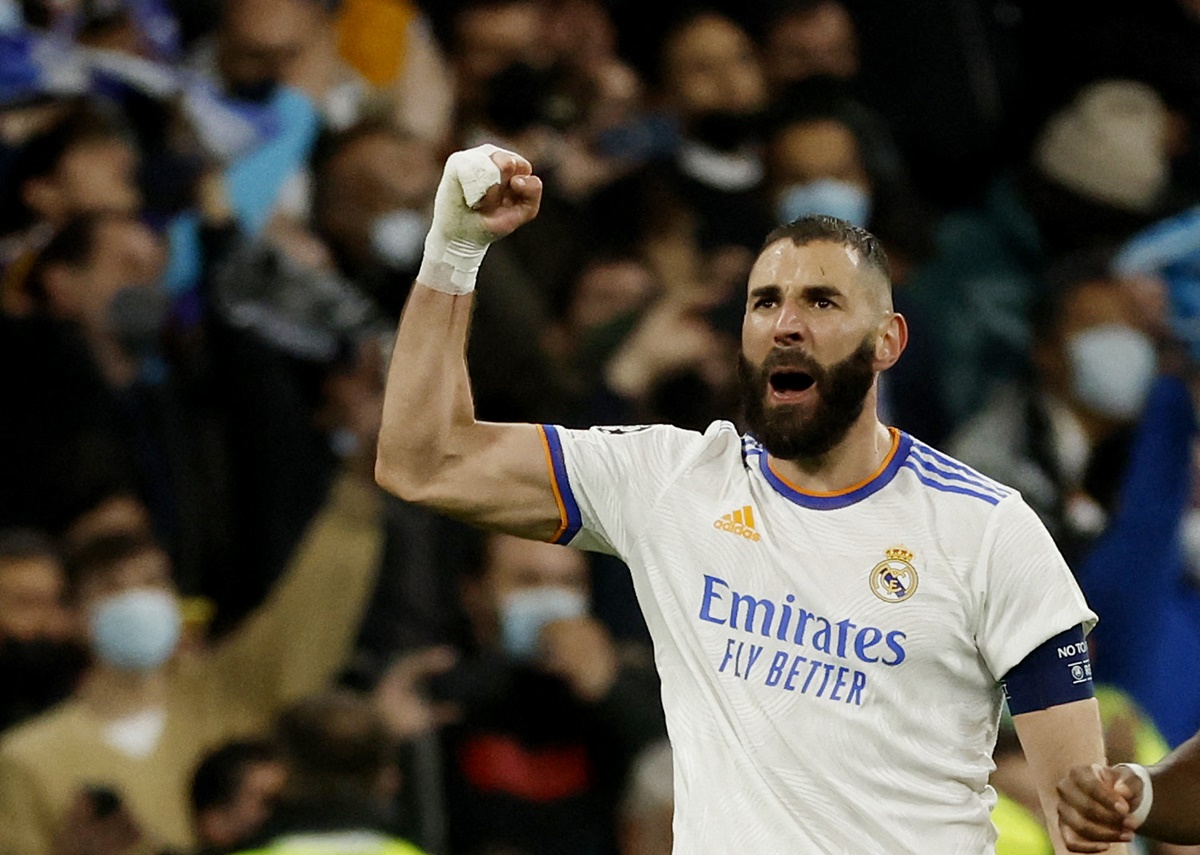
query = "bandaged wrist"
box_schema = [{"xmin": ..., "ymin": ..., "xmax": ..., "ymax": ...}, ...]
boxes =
[
  {"xmin": 417, "ymin": 235, "xmax": 488, "ymax": 295},
  {"xmin": 1116, "ymin": 762, "xmax": 1154, "ymax": 827}
]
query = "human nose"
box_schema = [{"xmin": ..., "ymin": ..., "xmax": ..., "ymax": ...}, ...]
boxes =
[{"xmin": 773, "ymin": 299, "xmax": 807, "ymax": 346}]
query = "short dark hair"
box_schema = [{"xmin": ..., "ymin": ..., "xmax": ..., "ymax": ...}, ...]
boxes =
[
  {"xmin": 274, "ymin": 690, "xmax": 394, "ymax": 795},
  {"xmin": 760, "ymin": 215, "xmax": 890, "ymax": 282},
  {"xmin": 0, "ymin": 528, "xmax": 58, "ymax": 564},
  {"xmin": 61, "ymin": 530, "xmax": 162, "ymax": 595},
  {"xmin": 0, "ymin": 102, "xmax": 131, "ymax": 234},
  {"xmin": 190, "ymin": 739, "xmax": 281, "ymax": 816},
  {"xmin": 25, "ymin": 214, "xmax": 108, "ymax": 308},
  {"xmin": 1030, "ymin": 248, "xmax": 1117, "ymax": 347}
]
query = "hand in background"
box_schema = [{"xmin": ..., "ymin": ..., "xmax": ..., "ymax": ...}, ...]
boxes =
[
  {"xmin": 539, "ymin": 616, "xmax": 619, "ymax": 703},
  {"xmin": 373, "ymin": 646, "xmax": 461, "ymax": 741}
]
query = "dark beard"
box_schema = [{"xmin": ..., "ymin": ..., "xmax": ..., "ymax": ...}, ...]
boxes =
[{"xmin": 739, "ymin": 337, "xmax": 877, "ymax": 462}]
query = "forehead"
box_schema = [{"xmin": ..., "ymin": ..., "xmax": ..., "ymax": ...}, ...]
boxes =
[
  {"xmin": 748, "ymin": 238, "xmax": 871, "ymax": 292},
  {"xmin": 225, "ymin": 0, "xmax": 315, "ymax": 43},
  {"xmin": 666, "ymin": 15, "xmax": 752, "ymax": 70},
  {"xmin": 0, "ymin": 556, "xmax": 63, "ymax": 595},
  {"xmin": 1059, "ymin": 280, "xmax": 1134, "ymax": 333},
  {"xmin": 79, "ymin": 548, "xmax": 172, "ymax": 598}
]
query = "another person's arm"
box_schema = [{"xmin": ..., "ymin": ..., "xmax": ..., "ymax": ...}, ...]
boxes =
[
  {"xmin": 1057, "ymin": 732, "xmax": 1200, "ymax": 848},
  {"xmin": 373, "ymin": 146, "xmax": 563, "ymax": 540}
]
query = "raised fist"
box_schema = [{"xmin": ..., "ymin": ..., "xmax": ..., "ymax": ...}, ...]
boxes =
[{"xmin": 419, "ymin": 145, "xmax": 543, "ymax": 294}]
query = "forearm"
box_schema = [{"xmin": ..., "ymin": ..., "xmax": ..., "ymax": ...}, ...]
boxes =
[
  {"xmin": 375, "ymin": 282, "xmax": 477, "ymax": 500},
  {"xmin": 1142, "ymin": 733, "xmax": 1200, "ymax": 843},
  {"xmin": 1015, "ymin": 699, "xmax": 1130, "ymax": 855}
]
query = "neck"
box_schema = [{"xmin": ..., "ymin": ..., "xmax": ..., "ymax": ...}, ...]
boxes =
[
  {"xmin": 80, "ymin": 663, "xmax": 169, "ymax": 719},
  {"xmin": 767, "ymin": 399, "xmax": 894, "ymax": 494}
]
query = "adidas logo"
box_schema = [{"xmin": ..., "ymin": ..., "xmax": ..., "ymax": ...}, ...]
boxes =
[{"xmin": 714, "ymin": 505, "xmax": 761, "ymax": 541}]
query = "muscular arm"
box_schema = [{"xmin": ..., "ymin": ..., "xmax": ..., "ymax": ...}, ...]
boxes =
[
  {"xmin": 1014, "ymin": 698, "xmax": 1129, "ymax": 855},
  {"xmin": 374, "ymin": 147, "xmax": 563, "ymax": 541}
]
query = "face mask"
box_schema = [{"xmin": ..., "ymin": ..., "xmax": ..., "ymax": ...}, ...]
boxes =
[
  {"xmin": 499, "ymin": 587, "xmax": 588, "ymax": 661},
  {"xmin": 777, "ymin": 179, "xmax": 872, "ymax": 227},
  {"xmin": 369, "ymin": 209, "xmax": 429, "ymax": 270},
  {"xmin": 107, "ymin": 285, "xmax": 170, "ymax": 360},
  {"xmin": 1066, "ymin": 324, "xmax": 1156, "ymax": 420},
  {"xmin": 88, "ymin": 588, "xmax": 181, "ymax": 672},
  {"xmin": 228, "ymin": 78, "xmax": 280, "ymax": 105}
]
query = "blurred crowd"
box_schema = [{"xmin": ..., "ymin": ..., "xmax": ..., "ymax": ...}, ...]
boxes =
[{"xmin": 2, "ymin": 0, "xmax": 1200, "ymax": 853}]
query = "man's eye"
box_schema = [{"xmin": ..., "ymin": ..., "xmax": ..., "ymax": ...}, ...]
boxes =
[{"xmin": 753, "ymin": 297, "xmax": 776, "ymax": 309}]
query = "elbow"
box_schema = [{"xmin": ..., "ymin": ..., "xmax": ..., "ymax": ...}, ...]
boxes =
[
  {"xmin": 374, "ymin": 449, "xmax": 444, "ymax": 507},
  {"xmin": 374, "ymin": 453, "xmax": 422, "ymax": 503}
]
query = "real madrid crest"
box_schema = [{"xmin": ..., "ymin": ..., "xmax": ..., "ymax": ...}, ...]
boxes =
[{"xmin": 870, "ymin": 547, "xmax": 918, "ymax": 603}]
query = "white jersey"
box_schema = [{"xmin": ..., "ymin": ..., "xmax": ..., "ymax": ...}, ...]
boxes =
[{"xmin": 538, "ymin": 421, "xmax": 1096, "ymax": 855}]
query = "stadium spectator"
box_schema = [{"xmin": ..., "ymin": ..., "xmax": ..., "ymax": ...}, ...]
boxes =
[
  {"xmin": 948, "ymin": 259, "xmax": 1157, "ymax": 568},
  {"xmin": 229, "ymin": 690, "xmax": 425, "ymax": 855},
  {"xmin": 0, "ymin": 529, "xmax": 86, "ymax": 734},
  {"xmin": 760, "ymin": 0, "xmax": 860, "ymax": 91},
  {"xmin": 0, "ymin": 465, "xmax": 383, "ymax": 854},
  {"xmin": 374, "ymin": 534, "xmax": 664, "ymax": 855},
  {"xmin": 190, "ymin": 739, "xmax": 286, "ymax": 855},
  {"xmin": 905, "ymin": 79, "xmax": 1171, "ymax": 426}
]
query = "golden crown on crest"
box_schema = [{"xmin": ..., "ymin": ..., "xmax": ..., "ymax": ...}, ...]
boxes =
[{"xmin": 885, "ymin": 546, "xmax": 914, "ymax": 563}]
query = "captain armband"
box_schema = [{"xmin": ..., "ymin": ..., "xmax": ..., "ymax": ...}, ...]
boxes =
[{"xmin": 1001, "ymin": 624, "xmax": 1095, "ymax": 715}]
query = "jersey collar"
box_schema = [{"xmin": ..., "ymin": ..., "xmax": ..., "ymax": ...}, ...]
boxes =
[{"xmin": 756, "ymin": 428, "xmax": 912, "ymax": 510}]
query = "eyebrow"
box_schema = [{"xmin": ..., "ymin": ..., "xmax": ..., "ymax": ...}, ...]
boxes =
[{"xmin": 748, "ymin": 284, "xmax": 846, "ymax": 302}]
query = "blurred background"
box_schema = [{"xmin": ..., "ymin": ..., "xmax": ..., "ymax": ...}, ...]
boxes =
[{"xmin": 1, "ymin": 1, "xmax": 1200, "ymax": 853}]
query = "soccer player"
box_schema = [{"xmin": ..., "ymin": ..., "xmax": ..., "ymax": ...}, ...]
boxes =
[
  {"xmin": 374, "ymin": 145, "xmax": 1123, "ymax": 854},
  {"xmin": 1057, "ymin": 734, "xmax": 1200, "ymax": 849}
]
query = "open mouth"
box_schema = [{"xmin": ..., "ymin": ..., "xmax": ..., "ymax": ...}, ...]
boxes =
[{"xmin": 768, "ymin": 369, "xmax": 815, "ymax": 397}]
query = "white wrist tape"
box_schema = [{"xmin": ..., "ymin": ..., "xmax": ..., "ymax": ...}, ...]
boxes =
[
  {"xmin": 417, "ymin": 143, "xmax": 512, "ymax": 295},
  {"xmin": 1116, "ymin": 762, "xmax": 1155, "ymax": 827}
]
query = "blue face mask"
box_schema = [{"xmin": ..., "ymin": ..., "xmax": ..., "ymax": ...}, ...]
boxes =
[
  {"xmin": 777, "ymin": 179, "xmax": 872, "ymax": 227},
  {"xmin": 89, "ymin": 589, "xmax": 182, "ymax": 672},
  {"xmin": 499, "ymin": 587, "xmax": 588, "ymax": 661}
]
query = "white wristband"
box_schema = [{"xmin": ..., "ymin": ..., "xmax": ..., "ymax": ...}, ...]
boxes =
[
  {"xmin": 417, "ymin": 144, "xmax": 512, "ymax": 295},
  {"xmin": 1116, "ymin": 762, "xmax": 1154, "ymax": 827}
]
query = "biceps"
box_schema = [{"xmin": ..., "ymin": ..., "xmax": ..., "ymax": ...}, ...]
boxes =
[{"xmin": 430, "ymin": 422, "xmax": 567, "ymax": 541}]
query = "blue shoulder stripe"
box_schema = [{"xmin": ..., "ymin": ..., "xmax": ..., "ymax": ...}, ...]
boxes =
[
  {"xmin": 901, "ymin": 462, "xmax": 1002, "ymax": 505},
  {"xmin": 907, "ymin": 449, "xmax": 1007, "ymax": 498},
  {"xmin": 910, "ymin": 442, "xmax": 1009, "ymax": 492}
]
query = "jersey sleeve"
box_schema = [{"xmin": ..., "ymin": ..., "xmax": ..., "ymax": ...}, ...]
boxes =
[
  {"xmin": 538, "ymin": 422, "xmax": 712, "ymax": 555},
  {"xmin": 974, "ymin": 494, "xmax": 1098, "ymax": 682}
]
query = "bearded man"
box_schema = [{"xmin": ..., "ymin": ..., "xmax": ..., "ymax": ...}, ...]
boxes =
[{"xmin": 371, "ymin": 144, "xmax": 1121, "ymax": 855}]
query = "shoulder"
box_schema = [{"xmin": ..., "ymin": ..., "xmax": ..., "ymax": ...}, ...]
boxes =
[
  {"xmin": 0, "ymin": 701, "xmax": 84, "ymax": 763},
  {"xmin": 900, "ymin": 434, "xmax": 1018, "ymax": 509},
  {"xmin": 554, "ymin": 420, "xmax": 741, "ymax": 465}
]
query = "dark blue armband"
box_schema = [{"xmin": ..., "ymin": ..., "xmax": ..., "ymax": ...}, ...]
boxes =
[{"xmin": 1001, "ymin": 624, "xmax": 1095, "ymax": 715}]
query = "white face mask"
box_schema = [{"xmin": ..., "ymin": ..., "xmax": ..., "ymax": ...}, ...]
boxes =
[
  {"xmin": 498, "ymin": 587, "xmax": 588, "ymax": 661},
  {"xmin": 369, "ymin": 209, "xmax": 429, "ymax": 269},
  {"xmin": 1066, "ymin": 324, "xmax": 1156, "ymax": 420}
]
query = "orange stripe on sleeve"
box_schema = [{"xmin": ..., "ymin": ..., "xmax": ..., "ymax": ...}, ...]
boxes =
[{"xmin": 537, "ymin": 425, "xmax": 570, "ymax": 543}]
